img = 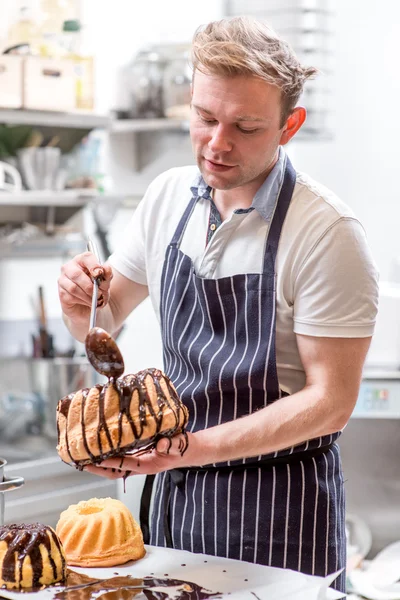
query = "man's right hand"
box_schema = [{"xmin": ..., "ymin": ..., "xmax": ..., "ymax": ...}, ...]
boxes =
[{"xmin": 58, "ymin": 252, "xmax": 113, "ymax": 326}]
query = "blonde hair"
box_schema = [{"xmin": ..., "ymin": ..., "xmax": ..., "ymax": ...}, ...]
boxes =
[{"xmin": 191, "ymin": 16, "xmax": 317, "ymax": 126}]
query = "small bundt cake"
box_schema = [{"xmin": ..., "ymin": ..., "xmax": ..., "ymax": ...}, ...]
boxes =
[
  {"xmin": 0, "ymin": 523, "xmax": 66, "ymax": 590},
  {"xmin": 56, "ymin": 368, "xmax": 188, "ymax": 468},
  {"xmin": 56, "ymin": 497, "xmax": 145, "ymax": 567}
]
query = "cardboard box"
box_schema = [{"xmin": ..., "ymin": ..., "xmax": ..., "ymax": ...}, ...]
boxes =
[
  {"xmin": 23, "ymin": 57, "xmax": 76, "ymax": 112},
  {"xmin": 0, "ymin": 55, "xmax": 23, "ymax": 109}
]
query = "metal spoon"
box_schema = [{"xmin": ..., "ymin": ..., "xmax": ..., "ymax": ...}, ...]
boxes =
[{"xmin": 84, "ymin": 238, "xmax": 125, "ymax": 379}]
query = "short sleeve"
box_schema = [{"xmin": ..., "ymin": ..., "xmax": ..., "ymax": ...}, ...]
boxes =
[
  {"xmin": 107, "ymin": 191, "xmax": 149, "ymax": 286},
  {"xmin": 293, "ymin": 218, "xmax": 379, "ymax": 337}
]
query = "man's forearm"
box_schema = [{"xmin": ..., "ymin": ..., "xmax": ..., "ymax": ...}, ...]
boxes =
[{"xmin": 192, "ymin": 385, "xmax": 354, "ymax": 466}]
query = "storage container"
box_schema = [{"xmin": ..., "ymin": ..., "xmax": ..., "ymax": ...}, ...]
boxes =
[
  {"xmin": 0, "ymin": 55, "xmax": 24, "ymax": 109},
  {"xmin": 23, "ymin": 56, "xmax": 76, "ymax": 111}
]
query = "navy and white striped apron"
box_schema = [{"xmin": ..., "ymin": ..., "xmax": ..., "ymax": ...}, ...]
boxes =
[{"xmin": 143, "ymin": 155, "xmax": 346, "ymax": 593}]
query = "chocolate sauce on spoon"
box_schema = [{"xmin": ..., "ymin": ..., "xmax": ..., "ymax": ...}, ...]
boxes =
[{"xmin": 85, "ymin": 326, "xmax": 124, "ymax": 379}]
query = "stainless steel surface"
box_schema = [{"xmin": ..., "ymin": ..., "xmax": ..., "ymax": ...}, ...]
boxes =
[
  {"xmin": 0, "ymin": 458, "xmax": 24, "ymax": 526},
  {"xmin": 89, "ymin": 277, "xmax": 99, "ymax": 330},
  {"xmin": 339, "ymin": 417, "xmax": 400, "ymax": 557}
]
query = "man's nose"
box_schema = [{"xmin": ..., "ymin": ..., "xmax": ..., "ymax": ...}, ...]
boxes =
[{"xmin": 208, "ymin": 124, "xmax": 233, "ymax": 153}]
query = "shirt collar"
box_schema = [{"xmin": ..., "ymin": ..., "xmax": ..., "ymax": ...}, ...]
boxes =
[
  {"xmin": 252, "ymin": 146, "xmax": 287, "ymax": 221},
  {"xmin": 190, "ymin": 146, "xmax": 287, "ymax": 221}
]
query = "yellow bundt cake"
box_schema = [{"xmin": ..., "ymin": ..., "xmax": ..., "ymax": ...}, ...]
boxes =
[
  {"xmin": 0, "ymin": 523, "xmax": 66, "ymax": 590},
  {"xmin": 56, "ymin": 368, "xmax": 189, "ymax": 468},
  {"xmin": 56, "ymin": 498, "xmax": 146, "ymax": 567}
]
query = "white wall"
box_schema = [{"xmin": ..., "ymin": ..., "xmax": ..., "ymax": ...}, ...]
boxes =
[
  {"xmin": 82, "ymin": 0, "xmax": 224, "ymax": 114},
  {"xmin": 291, "ymin": 1, "xmax": 400, "ymax": 280}
]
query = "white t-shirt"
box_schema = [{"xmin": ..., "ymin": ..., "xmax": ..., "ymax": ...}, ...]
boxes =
[{"xmin": 109, "ymin": 148, "xmax": 379, "ymax": 395}]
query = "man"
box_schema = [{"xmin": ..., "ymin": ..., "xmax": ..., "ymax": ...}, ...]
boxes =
[{"xmin": 58, "ymin": 16, "xmax": 378, "ymax": 592}]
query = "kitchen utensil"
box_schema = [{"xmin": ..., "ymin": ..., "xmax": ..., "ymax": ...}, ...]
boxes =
[
  {"xmin": 17, "ymin": 146, "xmax": 61, "ymax": 190},
  {"xmin": 0, "ymin": 160, "xmax": 22, "ymax": 192},
  {"xmin": 85, "ymin": 238, "xmax": 125, "ymax": 379},
  {"xmin": 349, "ymin": 541, "xmax": 400, "ymax": 599},
  {"xmin": 0, "ymin": 458, "xmax": 24, "ymax": 526},
  {"xmin": 36, "ymin": 285, "xmax": 54, "ymax": 358}
]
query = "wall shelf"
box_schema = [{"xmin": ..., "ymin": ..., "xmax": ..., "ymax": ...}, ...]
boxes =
[
  {"xmin": 110, "ymin": 118, "xmax": 189, "ymax": 133},
  {"xmin": 0, "ymin": 189, "xmax": 125, "ymax": 207},
  {"xmin": 0, "ymin": 109, "xmax": 111, "ymax": 129},
  {"xmin": 0, "ymin": 235, "xmax": 86, "ymax": 259},
  {"xmin": 0, "ymin": 109, "xmax": 189, "ymax": 134}
]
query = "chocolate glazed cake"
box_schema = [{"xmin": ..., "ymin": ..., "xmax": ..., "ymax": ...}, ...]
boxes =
[
  {"xmin": 0, "ymin": 523, "xmax": 66, "ymax": 590},
  {"xmin": 56, "ymin": 368, "xmax": 189, "ymax": 468}
]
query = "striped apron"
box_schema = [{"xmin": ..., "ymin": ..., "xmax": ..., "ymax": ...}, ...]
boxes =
[{"xmin": 143, "ymin": 155, "xmax": 346, "ymax": 593}]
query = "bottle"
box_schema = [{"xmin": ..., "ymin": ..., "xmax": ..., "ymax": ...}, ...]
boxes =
[
  {"xmin": 62, "ymin": 19, "xmax": 94, "ymax": 111},
  {"xmin": 127, "ymin": 47, "xmax": 165, "ymax": 118},
  {"xmin": 38, "ymin": 0, "xmax": 71, "ymax": 57},
  {"xmin": 6, "ymin": 1, "xmax": 41, "ymax": 54}
]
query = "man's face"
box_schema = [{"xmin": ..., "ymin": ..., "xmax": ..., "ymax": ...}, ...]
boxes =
[{"xmin": 190, "ymin": 70, "xmax": 287, "ymax": 192}]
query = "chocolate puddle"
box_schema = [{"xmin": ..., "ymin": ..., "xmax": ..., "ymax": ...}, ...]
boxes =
[{"xmin": 52, "ymin": 569, "xmax": 222, "ymax": 599}]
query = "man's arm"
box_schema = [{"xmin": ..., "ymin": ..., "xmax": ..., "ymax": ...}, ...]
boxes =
[
  {"xmin": 195, "ymin": 335, "xmax": 371, "ymax": 463},
  {"xmin": 91, "ymin": 334, "xmax": 370, "ymax": 477}
]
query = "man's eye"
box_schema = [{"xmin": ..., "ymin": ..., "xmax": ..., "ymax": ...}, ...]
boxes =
[
  {"xmin": 199, "ymin": 115, "xmax": 216, "ymax": 124},
  {"xmin": 237, "ymin": 126, "xmax": 259, "ymax": 134}
]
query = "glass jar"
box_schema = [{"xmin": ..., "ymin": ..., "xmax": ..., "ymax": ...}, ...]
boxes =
[
  {"xmin": 127, "ymin": 48, "xmax": 165, "ymax": 119},
  {"xmin": 162, "ymin": 47, "xmax": 192, "ymax": 119}
]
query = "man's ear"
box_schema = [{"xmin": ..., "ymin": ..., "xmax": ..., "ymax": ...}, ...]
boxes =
[{"xmin": 279, "ymin": 107, "xmax": 306, "ymax": 145}]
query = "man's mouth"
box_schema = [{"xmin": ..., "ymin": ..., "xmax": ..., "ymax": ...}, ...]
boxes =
[{"xmin": 204, "ymin": 158, "xmax": 235, "ymax": 171}]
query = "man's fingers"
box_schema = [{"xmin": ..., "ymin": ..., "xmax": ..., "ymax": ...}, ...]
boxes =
[
  {"xmin": 99, "ymin": 456, "xmax": 142, "ymax": 470},
  {"xmin": 58, "ymin": 277, "xmax": 92, "ymax": 308},
  {"xmin": 97, "ymin": 264, "xmax": 113, "ymax": 290},
  {"xmin": 156, "ymin": 435, "xmax": 187, "ymax": 456},
  {"xmin": 75, "ymin": 251, "xmax": 103, "ymax": 276}
]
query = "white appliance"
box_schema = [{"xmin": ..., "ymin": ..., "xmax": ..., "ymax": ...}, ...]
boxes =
[{"xmin": 365, "ymin": 281, "xmax": 400, "ymax": 369}]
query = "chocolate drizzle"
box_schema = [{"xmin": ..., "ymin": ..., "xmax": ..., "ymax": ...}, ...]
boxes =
[
  {"xmin": 57, "ymin": 368, "xmax": 189, "ymax": 468},
  {"xmin": 0, "ymin": 523, "xmax": 66, "ymax": 590},
  {"xmin": 53, "ymin": 570, "xmax": 221, "ymax": 599}
]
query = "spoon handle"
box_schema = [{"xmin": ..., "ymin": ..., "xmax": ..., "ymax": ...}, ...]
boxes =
[
  {"xmin": 87, "ymin": 237, "xmax": 102, "ymax": 330},
  {"xmin": 89, "ymin": 278, "xmax": 99, "ymax": 329}
]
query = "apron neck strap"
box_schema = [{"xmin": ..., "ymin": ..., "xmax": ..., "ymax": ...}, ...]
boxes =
[
  {"xmin": 170, "ymin": 195, "xmax": 198, "ymax": 248},
  {"xmin": 263, "ymin": 154, "xmax": 296, "ymax": 270}
]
